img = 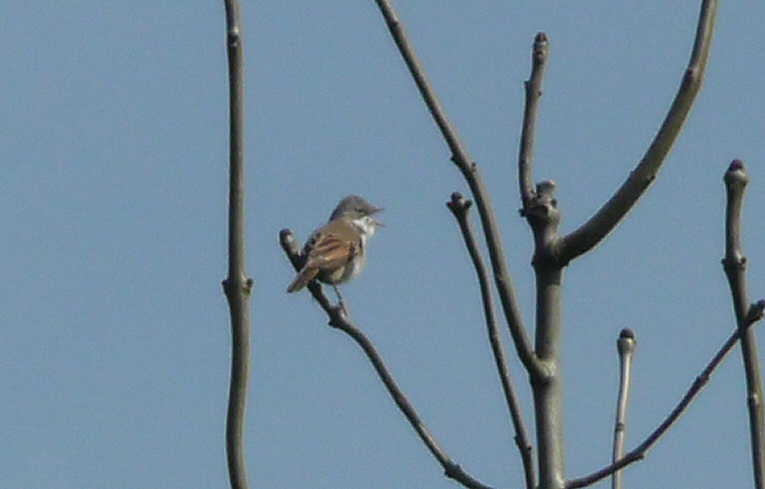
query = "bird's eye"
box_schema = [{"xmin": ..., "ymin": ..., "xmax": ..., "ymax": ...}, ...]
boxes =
[{"xmin": 355, "ymin": 207, "xmax": 364, "ymax": 213}]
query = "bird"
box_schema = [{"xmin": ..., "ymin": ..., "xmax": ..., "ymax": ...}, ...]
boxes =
[{"xmin": 287, "ymin": 195, "xmax": 383, "ymax": 305}]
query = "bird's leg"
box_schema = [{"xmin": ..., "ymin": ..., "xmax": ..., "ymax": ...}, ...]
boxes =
[{"xmin": 332, "ymin": 285, "xmax": 348, "ymax": 316}]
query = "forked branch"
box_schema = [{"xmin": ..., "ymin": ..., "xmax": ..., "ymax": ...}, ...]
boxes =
[
  {"xmin": 279, "ymin": 230, "xmax": 495, "ymax": 489},
  {"xmin": 373, "ymin": 0, "xmax": 544, "ymax": 379},
  {"xmin": 567, "ymin": 305, "xmax": 765, "ymax": 489},
  {"xmin": 556, "ymin": 0, "xmax": 718, "ymax": 264},
  {"xmin": 448, "ymin": 193, "xmax": 536, "ymax": 489},
  {"xmin": 722, "ymin": 160, "xmax": 765, "ymax": 489}
]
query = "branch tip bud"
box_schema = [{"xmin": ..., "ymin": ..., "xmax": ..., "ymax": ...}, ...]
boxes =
[
  {"xmin": 536, "ymin": 179, "xmax": 556, "ymax": 198},
  {"xmin": 724, "ymin": 159, "xmax": 748, "ymax": 187},
  {"xmin": 617, "ymin": 328, "xmax": 637, "ymax": 355}
]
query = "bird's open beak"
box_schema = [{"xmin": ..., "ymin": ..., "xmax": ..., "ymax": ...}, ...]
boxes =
[{"xmin": 371, "ymin": 207, "xmax": 384, "ymax": 227}]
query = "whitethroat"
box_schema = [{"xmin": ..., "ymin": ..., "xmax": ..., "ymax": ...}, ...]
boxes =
[{"xmin": 287, "ymin": 195, "xmax": 383, "ymax": 305}]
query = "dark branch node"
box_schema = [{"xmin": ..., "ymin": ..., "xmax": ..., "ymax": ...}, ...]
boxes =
[
  {"xmin": 279, "ymin": 228, "xmax": 308, "ymax": 270},
  {"xmin": 728, "ymin": 158, "xmax": 745, "ymax": 172},
  {"xmin": 279, "ymin": 228, "xmax": 296, "ymax": 250},
  {"xmin": 745, "ymin": 300, "xmax": 765, "ymax": 326},
  {"xmin": 227, "ymin": 31, "xmax": 241, "ymax": 48},
  {"xmin": 722, "ymin": 256, "xmax": 747, "ymax": 271},
  {"xmin": 447, "ymin": 192, "xmax": 472, "ymax": 217},
  {"xmin": 525, "ymin": 180, "xmax": 560, "ymax": 227},
  {"xmin": 532, "ymin": 32, "xmax": 549, "ymax": 64},
  {"xmin": 443, "ymin": 460, "xmax": 461, "ymax": 478},
  {"xmin": 222, "ymin": 276, "xmax": 253, "ymax": 297},
  {"xmin": 692, "ymin": 373, "xmax": 708, "ymax": 389},
  {"xmin": 748, "ymin": 394, "xmax": 762, "ymax": 410},
  {"xmin": 619, "ymin": 328, "xmax": 635, "ymax": 340},
  {"xmin": 617, "ymin": 328, "xmax": 637, "ymax": 355}
]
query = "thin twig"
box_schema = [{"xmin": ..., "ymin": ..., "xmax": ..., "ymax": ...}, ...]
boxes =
[
  {"xmin": 221, "ymin": 1, "xmax": 251, "ymax": 489},
  {"xmin": 722, "ymin": 159, "xmax": 765, "ymax": 489},
  {"xmin": 612, "ymin": 329, "xmax": 636, "ymax": 489},
  {"xmin": 518, "ymin": 33, "xmax": 549, "ymax": 211},
  {"xmin": 556, "ymin": 0, "xmax": 718, "ymax": 264},
  {"xmin": 567, "ymin": 309, "xmax": 765, "ymax": 489},
  {"xmin": 373, "ymin": 0, "xmax": 544, "ymax": 379},
  {"xmin": 447, "ymin": 193, "xmax": 536, "ymax": 489},
  {"xmin": 280, "ymin": 230, "xmax": 495, "ymax": 489}
]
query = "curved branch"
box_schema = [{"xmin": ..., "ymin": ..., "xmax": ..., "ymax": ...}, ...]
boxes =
[
  {"xmin": 222, "ymin": 1, "xmax": 251, "ymax": 489},
  {"xmin": 567, "ymin": 307, "xmax": 765, "ymax": 489},
  {"xmin": 448, "ymin": 193, "xmax": 536, "ymax": 489},
  {"xmin": 722, "ymin": 160, "xmax": 765, "ymax": 489},
  {"xmin": 373, "ymin": 0, "xmax": 544, "ymax": 379},
  {"xmin": 556, "ymin": 0, "xmax": 718, "ymax": 264},
  {"xmin": 518, "ymin": 33, "xmax": 549, "ymax": 211},
  {"xmin": 280, "ymin": 230, "xmax": 495, "ymax": 489}
]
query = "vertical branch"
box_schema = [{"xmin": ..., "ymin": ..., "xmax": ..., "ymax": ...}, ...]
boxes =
[
  {"xmin": 222, "ymin": 2, "xmax": 252, "ymax": 489},
  {"xmin": 447, "ymin": 193, "xmax": 536, "ymax": 489},
  {"xmin": 612, "ymin": 329, "xmax": 636, "ymax": 489},
  {"xmin": 722, "ymin": 160, "xmax": 765, "ymax": 489},
  {"xmin": 518, "ymin": 32, "xmax": 549, "ymax": 211},
  {"xmin": 524, "ymin": 180, "xmax": 564, "ymax": 489}
]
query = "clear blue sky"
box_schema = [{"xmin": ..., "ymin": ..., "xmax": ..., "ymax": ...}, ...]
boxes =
[{"xmin": 2, "ymin": 2, "xmax": 765, "ymax": 488}]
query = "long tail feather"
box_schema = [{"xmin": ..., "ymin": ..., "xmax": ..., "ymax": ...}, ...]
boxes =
[{"xmin": 286, "ymin": 267, "xmax": 319, "ymax": 293}]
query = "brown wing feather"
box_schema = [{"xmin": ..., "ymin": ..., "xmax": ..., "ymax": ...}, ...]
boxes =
[
  {"xmin": 304, "ymin": 233, "xmax": 355, "ymax": 269},
  {"xmin": 286, "ymin": 220, "xmax": 357, "ymax": 293}
]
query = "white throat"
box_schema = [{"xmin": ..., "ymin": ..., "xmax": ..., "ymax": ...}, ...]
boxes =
[{"xmin": 351, "ymin": 216, "xmax": 377, "ymax": 239}]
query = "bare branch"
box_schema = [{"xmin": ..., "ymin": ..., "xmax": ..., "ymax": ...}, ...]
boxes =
[
  {"xmin": 447, "ymin": 193, "xmax": 537, "ymax": 489},
  {"xmin": 556, "ymin": 0, "xmax": 718, "ymax": 264},
  {"xmin": 722, "ymin": 159, "xmax": 765, "ymax": 489},
  {"xmin": 221, "ymin": 1, "xmax": 251, "ymax": 489},
  {"xmin": 567, "ymin": 309, "xmax": 765, "ymax": 489},
  {"xmin": 373, "ymin": 0, "xmax": 545, "ymax": 379},
  {"xmin": 280, "ymin": 229, "xmax": 496, "ymax": 489},
  {"xmin": 521, "ymin": 179, "xmax": 565, "ymax": 489},
  {"xmin": 518, "ymin": 33, "xmax": 549, "ymax": 211},
  {"xmin": 612, "ymin": 329, "xmax": 636, "ymax": 489}
]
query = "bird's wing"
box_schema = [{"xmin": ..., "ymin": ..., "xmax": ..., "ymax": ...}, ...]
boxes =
[{"xmin": 304, "ymin": 230, "xmax": 357, "ymax": 270}]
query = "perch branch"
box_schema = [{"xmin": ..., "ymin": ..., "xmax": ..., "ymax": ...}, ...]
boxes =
[
  {"xmin": 612, "ymin": 329, "xmax": 636, "ymax": 489},
  {"xmin": 221, "ymin": 1, "xmax": 251, "ymax": 489},
  {"xmin": 722, "ymin": 159, "xmax": 765, "ymax": 489},
  {"xmin": 556, "ymin": 0, "xmax": 718, "ymax": 264},
  {"xmin": 280, "ymin": 230, "xmax": 495, "ymax": 489},
  {"xmin": 567, "ymin": 305, "xmax": 765, "ymax": 489},
  {"xmin": 518, "ymin": 32, "xmax": 549, "ymax": 211},
  {"xmin": 447, "ymin": 193, "xmax": 536, "ymax": 489},
  {"xmin": 373, "ymin": 0, "xmax": 544, "ymax": 379}
]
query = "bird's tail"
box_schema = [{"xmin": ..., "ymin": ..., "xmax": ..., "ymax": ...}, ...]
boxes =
[{"xmin": 286, "ymin": 267, "xmax": 319, "ymax": 293}]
